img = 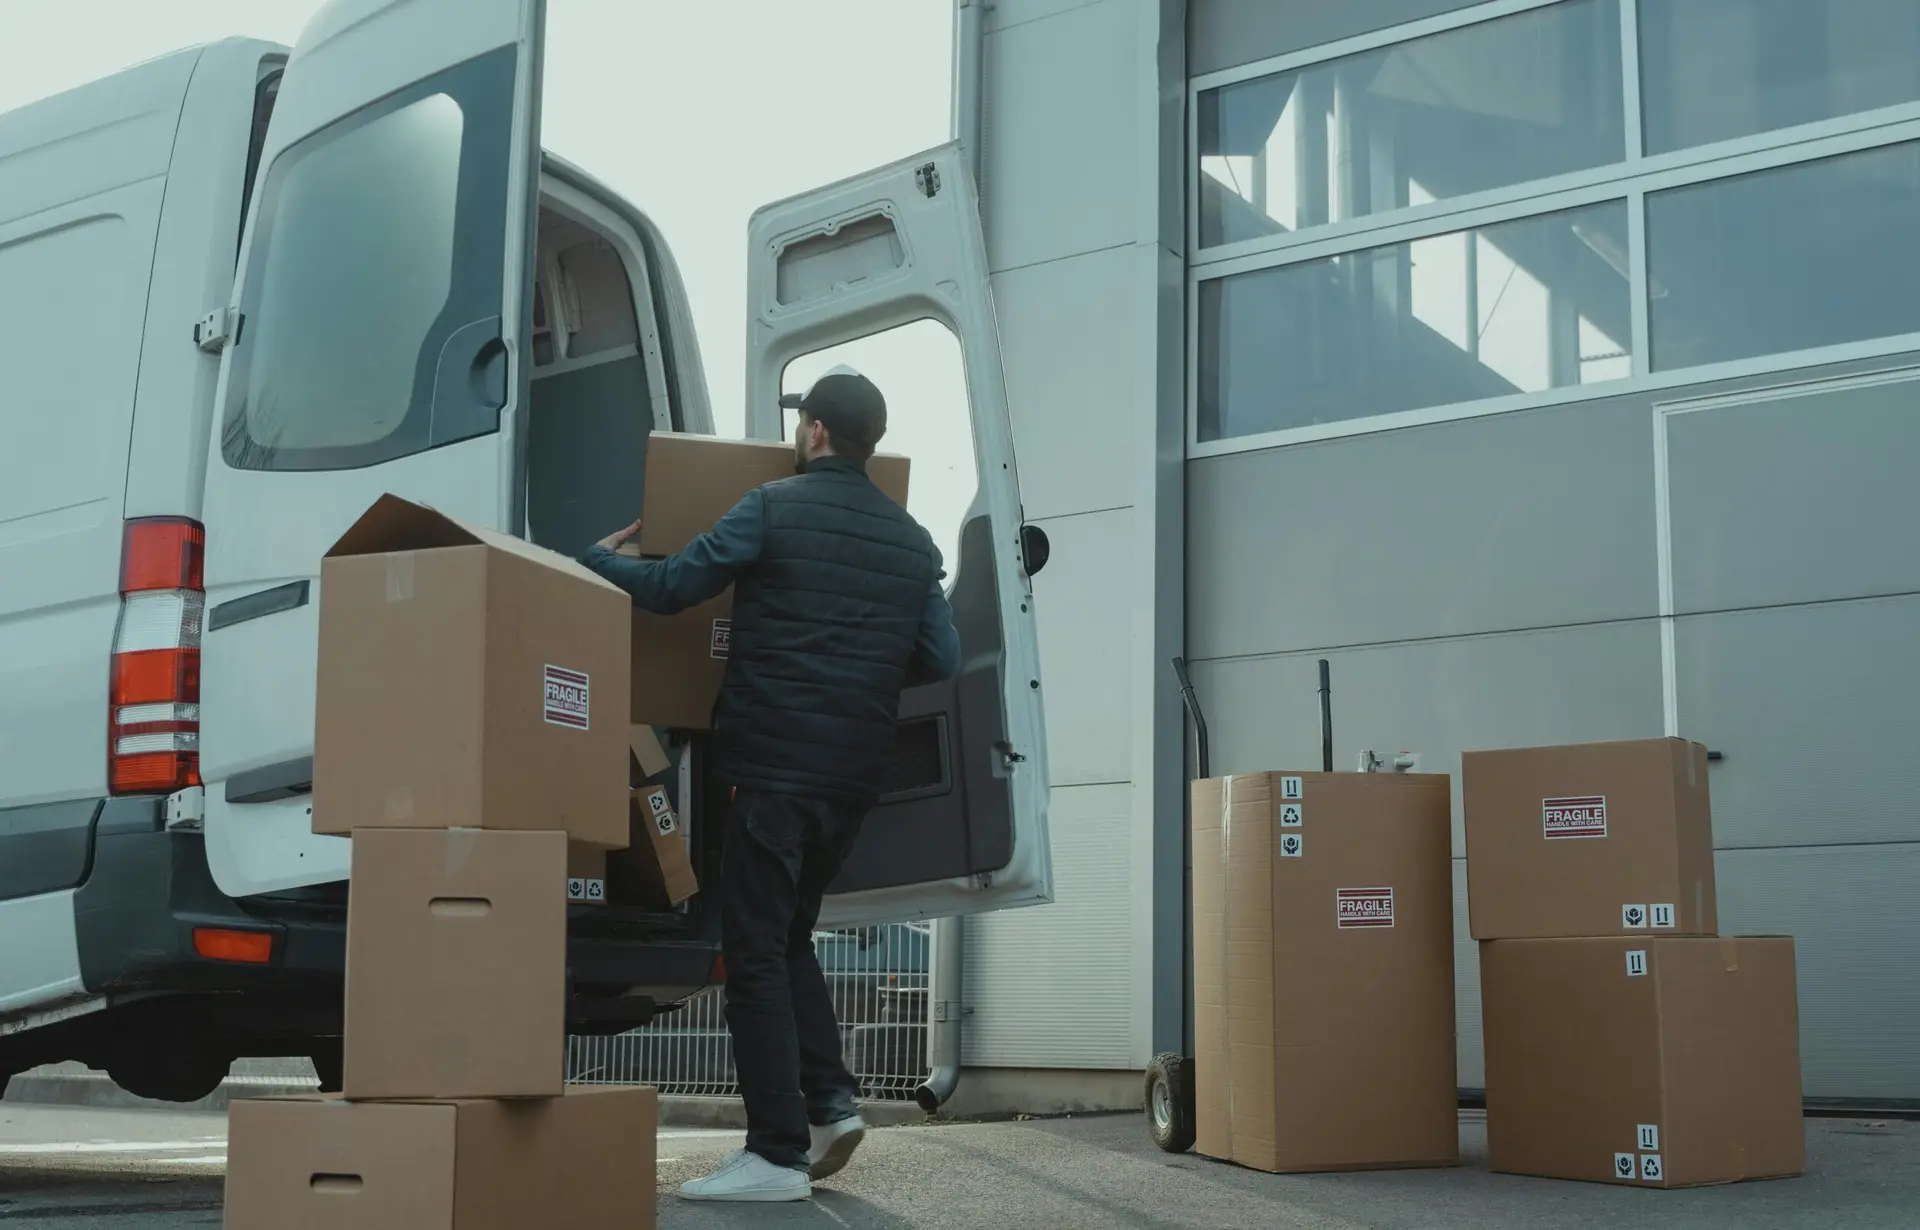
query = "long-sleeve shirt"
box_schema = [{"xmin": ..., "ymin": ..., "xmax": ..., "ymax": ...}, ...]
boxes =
[{"xmin": 580, "ymin": 487, "xmax": 963, "ymax": 686}]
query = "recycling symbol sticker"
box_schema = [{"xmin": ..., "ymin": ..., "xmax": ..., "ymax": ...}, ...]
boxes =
[{"xmin": 1279, "ymin": 833, "xmax": 1303, "ymax": 858}]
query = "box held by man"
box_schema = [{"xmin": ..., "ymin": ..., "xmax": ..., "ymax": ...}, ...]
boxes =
[{"xmin": 619, "ymin": 432, "xmax": 908, "ymax": 730}]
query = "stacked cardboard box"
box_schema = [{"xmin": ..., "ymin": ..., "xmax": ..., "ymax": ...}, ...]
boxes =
[
  {"xmin": 1191, "ymin": 771, "xmax": 1459, "ymax": 1173},
  {"xmin": 1465, "ymin": 739, "xmax": 1804, "ymax": 1189},
  {"xmin": 223, "ymin": 496, "xmax": 672, "ymax": 1228}
]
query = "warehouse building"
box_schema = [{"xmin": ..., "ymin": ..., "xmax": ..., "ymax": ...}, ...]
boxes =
[{"xmin": 957, "ymin": 0, "xmax": 1920, "ymax": 1108}]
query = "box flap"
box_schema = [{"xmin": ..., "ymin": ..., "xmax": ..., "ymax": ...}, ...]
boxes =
[
  {"xmin": 630, "ymin": 726, "xmax": 672, "ymax": 778},
  {"xmin": 326, "ymin": 494, "xmax": 623, "ymax": 595}
]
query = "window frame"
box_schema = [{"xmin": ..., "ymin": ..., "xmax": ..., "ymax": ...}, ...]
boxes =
[
  {"xmin": 220, "ymin": 47, "xmax": 518, "ymax": 475},
  {"xmin": 1188, "ymin": 0, "xmax": 1920, "ymax": 459}
]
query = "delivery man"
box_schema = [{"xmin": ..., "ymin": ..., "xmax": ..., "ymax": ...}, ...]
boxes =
[{"xmin": 581, "ymin": 366, "xmax": 960, "ymax": 1203}]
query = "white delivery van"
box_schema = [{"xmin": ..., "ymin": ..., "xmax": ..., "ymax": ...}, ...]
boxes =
[{"xmin": 0, "ymin": 0, "xmax": 1050, "ymax": 1103}]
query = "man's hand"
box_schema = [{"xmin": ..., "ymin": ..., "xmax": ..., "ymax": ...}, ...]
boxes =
[{"xmin": 596, "ymin": 518, "xmax": 643, "ymax": 552}]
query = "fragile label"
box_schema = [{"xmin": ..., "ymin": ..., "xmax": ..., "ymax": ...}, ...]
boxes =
[
  {"xmin": 710, "ymin": 619, "xmax": 732, "ymax": 660},
  {"xmin": 1543, "ymin": 795, "xmax": 1606, "ymax": 839},
  {"xmin": 1279, "ymin": 832, "xmax": 1303, "ymax": 858},
  {"xmin": 566, "ymin": 877, "xmax": 605, "ymax": 903},
  {"xmin": 543, "ymin": 665, "xmax": 590, "ymax": 730},
  {"xmin": 1279, "ymin": 803, "xmax": 1303, "ymax": 827},
  {"xmin": 1280, "ymin": 776, "xmax": 1303, "ymax": 800},
  {"xmin": 1336, "ymin": 887, "xmax": 1394, "ymax": 929},
  {"xmin": 1625, "ymin": 949, "xmax": 1648, "ymax": 977},
  {"xmin": 1622, "ymin": 904, "xmax": 1648, "ymax": 929},
  {"xmin": 1650, "ymin": 903, "xmax": 1676, "ymax": 929},
  {"xmin": 1613, "ymin": 1153, "xmax": 1637, "ymax": 1181}
]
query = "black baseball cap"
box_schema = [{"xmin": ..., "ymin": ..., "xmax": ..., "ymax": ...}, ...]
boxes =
[{"xmin": 779, "ymin": 366, "xmax": 887, "ymax": 448}]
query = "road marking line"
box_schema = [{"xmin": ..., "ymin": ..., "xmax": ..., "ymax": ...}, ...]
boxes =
[{"xmin": 0, "ymin": 1140, "xmax": 225, "ymax": 1155}]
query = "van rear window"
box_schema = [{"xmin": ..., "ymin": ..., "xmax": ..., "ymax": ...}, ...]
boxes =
[{"xmin": 221, "ymin": 48, "xmax": 516, "ymax": 473}]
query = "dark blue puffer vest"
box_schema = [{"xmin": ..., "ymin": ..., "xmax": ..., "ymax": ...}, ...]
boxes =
[{"xmin": 713, "ymin": 456, "xmax": 937, "ymax": 802}]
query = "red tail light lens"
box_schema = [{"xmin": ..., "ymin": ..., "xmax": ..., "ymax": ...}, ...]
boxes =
[
  {"xmin": 110, "ymin": 519, "xmax": 206, "ymax": 796},
  {"xmin": 121, "ymin": 518, "xmax": 205, "ymax": 593}
]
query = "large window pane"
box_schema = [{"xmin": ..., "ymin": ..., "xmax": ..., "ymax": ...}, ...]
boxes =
[
  {"xmin": 1196, "ymin": 0, "xmax": 1624, "ymax": 249},
  {"xmin": 1647, "ymin": 141, "xmax": 1920, "ymax": 371},
  {"xmin": 223, "ymin": 49, "xmax": 516, "ymax": 473},
  {"xmin": 1197, "ymin": 202, "xmax": 1632, "ymax": 441},
  {"xmin": 1640, "ymin": 0, "xmax": 1920, "ymax": 155}
]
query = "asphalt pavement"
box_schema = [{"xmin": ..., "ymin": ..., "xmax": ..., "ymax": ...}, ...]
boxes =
[{"xmin": 2, "ymin": 1102, "xmax": 1915, "ymax": 1228}]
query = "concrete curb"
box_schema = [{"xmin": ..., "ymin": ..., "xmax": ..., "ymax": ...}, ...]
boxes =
[{"xmin": 2, "ymin": 1070, "xmax": 927, "ymax": 1129}]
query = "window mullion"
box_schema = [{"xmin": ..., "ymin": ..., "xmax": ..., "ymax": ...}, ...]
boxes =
[{"xmin": 1620, "ymin": 0, "xmax": 1645, "ymax": 163}]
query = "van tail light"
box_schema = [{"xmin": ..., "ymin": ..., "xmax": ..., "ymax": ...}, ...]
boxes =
[{"xmin": 110, "ymin": 518, "xmax": 206, "ymax": 795}]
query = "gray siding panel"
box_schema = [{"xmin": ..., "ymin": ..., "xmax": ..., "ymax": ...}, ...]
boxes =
[
  {"xmin": 1189, "ymin": 619, "xmax": 1665, "ymax": 857},
  {"xmin": 1675, "ymin": 593, "xmax": 1920, "ymax": 850},
  {"xmin": 1718, "ymin": 844, "xmax": 1920, "ymax": 1102},
  {"xmin": 1187, "ymin": 399, "xmax": 1659, "ymax": 661},
  {"xmin": 1189, "ymin": 0, "xmax": 1484, "ymax": 77},
  {"xmin": 1667, "ymin": 370, "xmax": 1920, "ymax": 616}
]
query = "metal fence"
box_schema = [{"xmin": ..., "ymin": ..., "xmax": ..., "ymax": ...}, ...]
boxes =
[{"xmin": 566, "ymin": 923, "xmax": 930, "ymax": 1100}]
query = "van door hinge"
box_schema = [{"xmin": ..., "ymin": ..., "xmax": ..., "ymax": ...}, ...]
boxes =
[
  {"xmin": 193, "ymin": 308, "xmax": 238, "ymax": 353},
  {"xmin": 164, "ymin": 785, "xmax": 205, "ymax": 831}
]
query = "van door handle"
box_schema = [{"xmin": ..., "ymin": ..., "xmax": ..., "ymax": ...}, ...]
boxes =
[{"xmin": 430, "ymin": 315, "xmax": 507, "ymax": 445}]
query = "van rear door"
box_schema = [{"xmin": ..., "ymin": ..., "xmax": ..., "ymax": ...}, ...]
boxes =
[
  {"xmin": 197, "ymin": 0, "xmax": 545, "ymax": 897},
  {"xmin": 744, "ymin": 145, "xmax": 1054, "ymax": 927}
]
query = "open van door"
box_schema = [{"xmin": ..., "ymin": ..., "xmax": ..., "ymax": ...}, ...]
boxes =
[
  {"xmin": 197, "ymin": 0, "xmax": 544, "ymax": 897},
  {"xmin": 745, "ymin": 145, "xmax": 1053, "ymax": 927}
]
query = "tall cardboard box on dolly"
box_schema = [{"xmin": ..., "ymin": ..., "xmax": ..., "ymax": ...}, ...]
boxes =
[{"xmin": 1191, "ymin": 771, "xmax": 1458, "ymax": 1173}]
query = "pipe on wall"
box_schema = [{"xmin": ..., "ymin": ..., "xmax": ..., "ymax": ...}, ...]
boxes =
[{"xmin": 915, "ymin": 0, "xmax": 989, "ymax": 1116}]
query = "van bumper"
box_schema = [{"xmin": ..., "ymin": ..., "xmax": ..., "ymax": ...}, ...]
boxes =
[{"xmin": 71, "ymin": 798, "xmax": 718, "ymax": 1034}]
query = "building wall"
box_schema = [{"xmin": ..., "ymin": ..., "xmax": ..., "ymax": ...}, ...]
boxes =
[
  {"xmin": 965, "ymin": 0, "xmax": 1920, "ymax": 1101},
  {"xmin": 961, "ymin": 0, "xmax": 1186, "ymax": 1072},
  {"xmin": 1181, "ymin": 0, "xmax": 1920, "ymax": 1100},
  {"xmin": 1187, "ymin": 354, "xmax": 1920, "ymax": 1096}
]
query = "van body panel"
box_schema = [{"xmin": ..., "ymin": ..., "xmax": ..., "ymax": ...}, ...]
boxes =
[
  {"xmin": 0, "ymin": 68, "xmax": 177, "ymax": 806},
  {"xmin": 744, "ymin": 145, "xmax": 1055, "ymax": 927},
  {"xmin": 197, "ymin": 0, "xmax": 546, "ymax": 898},
  {"xmin": 0, "ymin": 891, "xmax": 84, "ymax": 1017},
  {"xmin": 123, "ymin": 39, "xmax": 287, "ymax": 523}
]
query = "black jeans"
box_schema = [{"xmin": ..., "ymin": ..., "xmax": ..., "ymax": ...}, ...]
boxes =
[{"xmin": 721, "ymin": 788, "xmax": 867, "ymax": 1169}]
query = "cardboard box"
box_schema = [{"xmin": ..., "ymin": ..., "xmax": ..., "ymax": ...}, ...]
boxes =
[
  {"xmin": 630, "ymin": 725, "xmax": 671, "ymax": 779},
  {"xmin": 606, "ymin": 785, "xmax": 697, "ymax": 908},
  {"xmin": 314, "ymin": 495, "xmax": 629, "ymax": 847},
  {"xmin": 567, "ymin": 842, "xmax": 606, "ymax": 906},
  {"xmin": 224, "ymin": 1085, "xmax": 659, "ymax": 1230},
  {"xmin": 619, "ymin": 433, "xmax": 909, "ymax": 730},
  {"xmin": 1463, "ymin": 739, "xmax": 1717, "ymax": 940},
  {"xmin": 344, "ymin": 829, "xmax": 566, "ymax": 1100},
  {"xmin": 1481, "ymin": 936, "xmax": 1804, "ymax": 1187},
  {"xmin": 1191, "ymin": 771, "xmax": 1458, "ymax": 1173}
]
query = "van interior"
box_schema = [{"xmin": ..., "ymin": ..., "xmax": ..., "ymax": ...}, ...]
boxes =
[{"xmin": 527, "ymin": 205, "xmax": 660, "ymax": 561}]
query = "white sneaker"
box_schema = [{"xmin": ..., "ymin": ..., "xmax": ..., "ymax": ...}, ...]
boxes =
[
  {"xmin": 679, "ymin": 1149, "xmax": 812, "ymax": 1203},
  {"xmin": 808, "ymin": 1114, "xmax": 867, "ymax": 1181}
]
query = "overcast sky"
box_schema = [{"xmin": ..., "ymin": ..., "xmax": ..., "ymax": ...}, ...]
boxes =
[{"xmin": 0, "ymin": 0, "xmax": 978, "ymax": 561}]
